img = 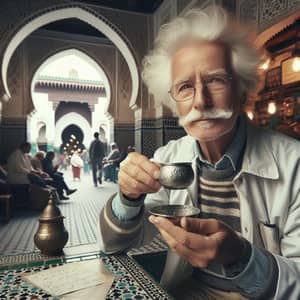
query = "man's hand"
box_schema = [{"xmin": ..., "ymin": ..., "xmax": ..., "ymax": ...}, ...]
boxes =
[
  {"xmin": 118, "ymin": 152, "xmax": 161, "ymax": 199},
  {"xmin": 149, "ymin": 216, "xmax": 244, "ymax": 267}
]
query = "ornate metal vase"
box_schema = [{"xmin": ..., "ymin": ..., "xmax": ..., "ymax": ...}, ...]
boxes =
[{"xmin": 34, "ymin": 195, "xmax": 68, "ymax": 256}]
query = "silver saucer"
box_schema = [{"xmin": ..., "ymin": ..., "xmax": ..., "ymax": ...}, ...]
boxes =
[{"xmin": 149, "ymin": 205, "xmax": 200, "ymax": 218}]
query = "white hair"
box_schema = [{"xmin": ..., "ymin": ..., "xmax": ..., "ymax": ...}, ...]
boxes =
[{"xmin": 142, "ymin": 5, "xmax": 261, "ymax": 111}]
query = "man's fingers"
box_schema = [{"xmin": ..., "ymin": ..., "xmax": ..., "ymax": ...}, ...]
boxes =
[
  {"xmin": 126, "ymin": 153, "xmax": 160, "ymax": 179},
  {"xmin": 168, "ymin": 241, "xmax": 214, "ymax": 268},
  {"xmin": 119, "ymin": 166, "xmax": 160, "ymax": 191},
  {"xmin": 118, "ymin": 152, "xmax": 161, "ymax": 198},
  {"xmin": 150, "ymin": 216, "xmax": 217, "ymax": 251},
  {"xmin": 180, "ymin": 217, "xmax": 224, "ymax": 235},
  {"xmin": 120, "ymin": 163, "xmax": 160, "ymax": 190}
]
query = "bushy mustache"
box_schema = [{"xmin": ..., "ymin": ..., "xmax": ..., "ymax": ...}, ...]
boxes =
[{"xmin": 178, "ymin": 108, "xmax": 233, "ymax": 127}]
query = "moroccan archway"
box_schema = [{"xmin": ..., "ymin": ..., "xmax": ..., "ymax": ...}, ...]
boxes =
[
  {"xmin": 31, "ymin": 48, "xmax": 111, "ymax": 114},
  {"xmin": 55, "ymin": 112, "xmax": 92, "ymax": 149},
  {"xmin": 1, "ymin": 6, "xmax": 139, "ymax": 108}
]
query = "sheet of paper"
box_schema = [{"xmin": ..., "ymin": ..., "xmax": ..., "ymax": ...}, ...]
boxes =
[
  {"xmin": 60, "ymin": 282, "xmax": 113, "ymax": 300},
  {"xmin": 23, "ymin": 259, "xmax": 115, "ymax": 297}
]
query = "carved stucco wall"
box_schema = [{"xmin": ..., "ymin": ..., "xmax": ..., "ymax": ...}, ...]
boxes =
[
  {"xmin": 239, "ymin": 0, "xmax": 300, "ymax": 32},
  {"xmin": 176, "ymin": 0, "xmax": 300, "ymax": 33}
]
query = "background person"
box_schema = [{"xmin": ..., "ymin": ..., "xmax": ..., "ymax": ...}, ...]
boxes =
[
  {"xmin": 31, "ymin": 151, "xmax": 54, "ymax": 185},
  {"xmin": 81, "ymin": 149, "xmax": 90, "ymax": 174},
  {"xmin": 119, "ymin": 145, "xmax": 135, "ymax": 163},
  {"xmin": 7, "ymin": 142, "xmax": 43, "ymax": 185},
  {"xmin": 102, "ymin": 142, "xmax": 120, "ymax": 183},
  {"xmin": 42, "ymin": 151, "xmax": 76, "ymax": 200},
  {"xmin": 70, "ymin": 150, "xmax": 83, "ymax": 181},
  {"xmin": 98, "ymin": 6, "xmax": 300, "ymax": 300},
  {"xmin": 7, "ymin": 142, "xmax": 32, "ymax": 184},
  {"xmin": 89, "ymin": 132, "xmax": 105, "ymax": 187}
]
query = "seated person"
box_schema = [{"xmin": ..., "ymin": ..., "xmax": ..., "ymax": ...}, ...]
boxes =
[
  {"xmin": 31, "ymin": 151, "xmax": 52, "ymax": 183},
  {"xmin": 119, "ymin": 145, "xmax": 136, "ymax": 163},
  {"xmin": 7, "ymin": 142, "xmax": 44, "ymax": 185},
  {"xmin": 103, "ymin": 143, "xmax": 120, "ymax": 182},
  {"xmin": 42, "ymin": 151, "xmax": 76, "ymax": 200}
]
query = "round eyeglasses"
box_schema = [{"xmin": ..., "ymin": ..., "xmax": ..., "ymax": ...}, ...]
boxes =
[{"xmin": 169, "ymin": 74, "xmax": 232, "ymax": 102}]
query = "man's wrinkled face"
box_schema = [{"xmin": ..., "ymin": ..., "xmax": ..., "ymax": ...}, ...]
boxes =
[{"xmin": 170, "ymin": 41, "xmax": 240, "ymax": 141}]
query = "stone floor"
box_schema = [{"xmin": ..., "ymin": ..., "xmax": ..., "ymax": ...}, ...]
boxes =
[{"xmin": 0, "ymin": 168, "xmax": 118, "ymax": 256}]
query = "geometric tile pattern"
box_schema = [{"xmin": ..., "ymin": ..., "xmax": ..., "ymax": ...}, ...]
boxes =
[{"xmin": 0, "ymin": 253, "xmax": 172, "ymax": 299}]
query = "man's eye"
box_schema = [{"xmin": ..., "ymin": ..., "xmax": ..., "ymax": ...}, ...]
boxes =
[
  {"xmin": 178, "ymin": 82, "xmax": 193, "ymax": 92},
  {"xmin": 206, "ymin": 76, "xmax": 227, "ymax": 85}
]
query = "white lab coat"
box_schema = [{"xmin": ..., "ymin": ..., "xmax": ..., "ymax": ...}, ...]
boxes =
[{"xmin": 99, "ymin": 121, "xmax": 300, "ymax": 299}]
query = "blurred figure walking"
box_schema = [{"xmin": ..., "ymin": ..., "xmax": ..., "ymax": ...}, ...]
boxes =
[
  {"xmin": 89, "ymin": 132, "xmax": 105, "ymax": 187},
  {"xmin": 81, "ymin": 149, "xmax": 90, "ymax": 174},
  {"xmin": 70, "ymin": 151, "xmax": 83, "ymax": 181}
]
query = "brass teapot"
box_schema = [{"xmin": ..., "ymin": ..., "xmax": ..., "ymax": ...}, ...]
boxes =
[{"xmin": 34, "ymin": 194, "xmax": 68, "ymax": 256}]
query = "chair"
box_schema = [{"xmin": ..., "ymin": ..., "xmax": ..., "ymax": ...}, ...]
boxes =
[
  {"xmin": 0, "ymin": 194, "xmax": 12, "ymax": 222},
  {"xmin": 29, "ymin": 185, "xmax": 58, "ymax": 210}
]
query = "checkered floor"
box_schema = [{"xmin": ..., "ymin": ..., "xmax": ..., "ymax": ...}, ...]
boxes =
[
  {"xmin": 0, "ymin": 169, "xmax": 118, "ymax": 256},
  {"xmin": 0, "ymin": 169, "xmax": 168, "ymax": 260}
]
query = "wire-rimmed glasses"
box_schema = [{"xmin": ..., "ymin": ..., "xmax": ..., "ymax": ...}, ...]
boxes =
[{"xmin": 169, "ymin": 74, "xmax": 232, "ymax": 102}]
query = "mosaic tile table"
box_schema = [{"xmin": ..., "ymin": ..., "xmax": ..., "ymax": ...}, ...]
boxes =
[{"xmin": 0, "ymin": 252, "xmax": 173, "ymax": 299}]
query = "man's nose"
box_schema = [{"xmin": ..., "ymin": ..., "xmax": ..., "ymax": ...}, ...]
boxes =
[{"xmin": 193, "ymin": 82, "xmax": 212, "ymax": 110}]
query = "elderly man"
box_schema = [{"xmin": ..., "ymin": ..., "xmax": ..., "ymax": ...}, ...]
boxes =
[
  {"xmin": 98, "ymin": 6, "xmax": 300, "ymax": 300},
  {"xmin": 7, "ymin": 142, "xmax": 37, "ymax": 184},
  {"xmin": 7, "ymin": 142, "xmax": 49, "ymax": 191}
]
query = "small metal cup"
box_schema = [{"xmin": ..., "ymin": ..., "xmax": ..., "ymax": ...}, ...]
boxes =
[{"xmin": 159, "ymin": 162, "xmax": 194, "ymax": 189}]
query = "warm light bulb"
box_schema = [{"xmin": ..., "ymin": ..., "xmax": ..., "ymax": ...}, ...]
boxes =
[
  {"xmin": 260, "ymin": 58, "xmax": 270, "ymax": 70},
  {"xmin": 247, "ymin": 111, "xmax": 254, "ymax": 120},
  {"xmin": 66, "ymin": 143, "xmax": 69, "ymax": 146},
  {"xmin": 268, "ymin": 102, "xmax": 276, "ymax": 114},
  {"xmin": 292, "ymin": 57, "xmax": 300, "ymax": 72}
]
